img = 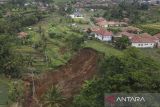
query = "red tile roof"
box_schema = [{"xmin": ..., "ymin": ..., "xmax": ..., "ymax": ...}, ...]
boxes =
[
  {"xmin": 131, "ymin": 34, "xmax": 158, "ymax": 43},
  {"xmin": 140, "ymin": 33, "xmax": 159, "ymax": 41},
  {"xmin": 92, "ymin": 28, "xmax": 113, "ymax": 36}
]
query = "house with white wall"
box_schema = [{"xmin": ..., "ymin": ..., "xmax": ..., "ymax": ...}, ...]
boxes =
[
  {"xmin": 91, "ymin": 28, "xmax": 113, "ymax": 42},
  {"xmin": 131, "ymin": 33, "xmax": 159, "ymax": 48},
  {"xmin": 70, "ymin": 12, "xmax": 84, "ymax": 19}
]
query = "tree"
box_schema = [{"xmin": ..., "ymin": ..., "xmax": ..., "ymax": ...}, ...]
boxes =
[
  {"xmin": 103, "ymin": 0, "xmax": 147, "ymax": 24},
  {"xmin": 65, "ymin": 4, "xmax": 74, "ymax": 14},
  {"xmin": 42, "ymin": 86, "xmax": 65, "ymax": 107},
  {"xmin": 115, "ymin": 36, "xmax": 130, "ymax": 49}
]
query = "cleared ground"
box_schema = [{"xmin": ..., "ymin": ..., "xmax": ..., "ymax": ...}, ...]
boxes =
[{"xmin": 23, "ymin": 48, "xmax": 101, "ymax": 107}]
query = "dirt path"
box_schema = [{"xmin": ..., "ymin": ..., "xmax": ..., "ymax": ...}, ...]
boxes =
[{"xmin": 23, "ymin": 48, "xmax": 101, "ymax": 107}]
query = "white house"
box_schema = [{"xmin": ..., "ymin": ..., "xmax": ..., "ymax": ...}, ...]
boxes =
[
  {"xmin": 70, "ymin": 12, "xmax": 84, "ymax": 19},
  {"xmin": 131, "ymin": 33, "xmax": 158, "ymax": 48},
  {"xmin": 91, "ymin": 28, "xmax": 113, "ymax": 42},
  {"xmin": 131, "ymin": 42, "xmax": 155, "ymax": 48}
]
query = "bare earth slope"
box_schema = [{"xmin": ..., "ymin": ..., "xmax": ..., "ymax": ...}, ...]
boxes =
[{"xmin": 24, "ymin": 48, "xmax": 101, "ymax": 107}]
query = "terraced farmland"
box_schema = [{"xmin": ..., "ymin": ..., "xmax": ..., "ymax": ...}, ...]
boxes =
[
  {"xmin": 142, "ymin": 23, "xmax": 160, "ymax": 29},
  {"xmin": 138, "ymin": 23, "xmax": 160, "ymax": 35}
]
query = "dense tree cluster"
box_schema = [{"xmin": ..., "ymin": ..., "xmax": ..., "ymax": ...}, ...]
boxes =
[
  {"xmin": 103, "ymin": 0, "xmax": 159, "ymax": 24},
  {"xmin": 0, "ymin": 11, "xmax": 43, "ymax": 34},
  {"xmin": 0, "ymin": 35, "xmax": 24, "ymax": 78},
  {"xmin": 0, "ymin": 1, "xmax": 46, "ymax": 78}
]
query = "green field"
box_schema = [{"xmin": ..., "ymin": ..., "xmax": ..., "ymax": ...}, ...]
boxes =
[
  {"xmin": 84, "ymin": 40, "xmax": 160, "ymax": 63},
  {"xmin": 84, "ymin": 40, "xmax": 123, "ymax": 57},
  {"xmin": 141, "ymin": 23, "xmax": 160, "ymax": 30}
]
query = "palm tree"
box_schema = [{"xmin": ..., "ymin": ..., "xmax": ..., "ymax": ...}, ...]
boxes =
[{"xmin": 42, "ymin": 86, "xmax": 65, "ymax": 107}]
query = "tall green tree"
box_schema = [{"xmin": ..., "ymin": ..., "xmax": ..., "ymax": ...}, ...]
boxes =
[{"xmin": 115, "ymin": 36, "xmax": 130, "ymax": 50}]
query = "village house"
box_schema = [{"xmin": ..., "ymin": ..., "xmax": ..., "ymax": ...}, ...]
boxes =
[
  {"xmin": 130, "ymin": 33, "xmax": 159, "ymax": 48},
  {"xmin": 122, "ymin": 26, "xmax": 142, "ymax": 34},
  {"xmin": 91, "ymin": 28, "xmax": 113, "ymax": 42},
  {"xmin": 118, "ymin": 31, "xmax": 160, "ymax": 48},
  {"xmin": 120, "ymin": 31, "xmax": 137, "ymax": 39},
  {"xmin": 95, "ymin": 17, "xmax": 128, "ymax": 28},
  {"xmin": 70, "ymin": 12, "xmax": 84, "ymax": 19}
]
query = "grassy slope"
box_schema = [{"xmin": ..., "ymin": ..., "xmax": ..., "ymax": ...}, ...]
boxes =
[
  {"xmin": 84, "ymin": 40, "xmax": 160, "ymax": 62},
  {"xmin": 84, "ymin": 40, "xmax": 123, "ymax": 57},
  {"xmin": 141, "ymin": 23, "xmax": 160, "ymax": 30}
]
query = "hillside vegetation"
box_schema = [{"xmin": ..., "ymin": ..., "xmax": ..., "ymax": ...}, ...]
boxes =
[{"xmin": 0, "ymin": 0, "xmax": 160, "ymax": 107}]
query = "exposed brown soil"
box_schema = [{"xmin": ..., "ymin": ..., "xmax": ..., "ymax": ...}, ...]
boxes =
[{"xmin": 23, "ymin": 48, "xmax": 101, "ymax": 107}]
